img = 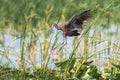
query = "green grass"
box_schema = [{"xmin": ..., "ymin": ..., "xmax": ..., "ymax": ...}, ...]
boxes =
[{"xmin": 0, "ymin": 0, "xmax": 120, "ymax": 79}]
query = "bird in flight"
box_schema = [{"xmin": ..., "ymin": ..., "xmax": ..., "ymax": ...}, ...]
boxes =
[{"xmin": 53, "ymin": 10, "xmax": 91, "ymax": 50}]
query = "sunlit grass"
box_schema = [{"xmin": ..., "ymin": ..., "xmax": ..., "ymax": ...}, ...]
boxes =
[{"xmin": 0, "ymin": 0, "xmax": 120, "ymax": 79}]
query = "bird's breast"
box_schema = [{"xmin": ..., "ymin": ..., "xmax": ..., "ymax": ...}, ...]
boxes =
[{"xmin": 65, "ymin": 30, "xmax": 80, "ymax": 37}]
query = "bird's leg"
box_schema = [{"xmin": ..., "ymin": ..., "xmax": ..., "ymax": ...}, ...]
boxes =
[
  {"xmin": 58, "ymin": 37, "xmax": 67, "ymax": 51},
  {"xmin": 53, "ymin": 36, "xmax": 65, "ymax": 50},
  {"xmin": 58, "ymin": 33, "xmax": 67, "ymax": 51},
  {"xmin": 53, "ymin": 33, "xmax": 67, "ymax": 51}
]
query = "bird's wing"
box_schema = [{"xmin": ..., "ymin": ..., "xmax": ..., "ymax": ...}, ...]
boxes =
[{"xmin": 68, "ymin": 10, "xmax": 91, "ymax": 26}]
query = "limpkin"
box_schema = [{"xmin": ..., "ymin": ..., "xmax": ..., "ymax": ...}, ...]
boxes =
[{"xmin": 53, "ymin": 10, "xmax": 91, "ymax": 50}]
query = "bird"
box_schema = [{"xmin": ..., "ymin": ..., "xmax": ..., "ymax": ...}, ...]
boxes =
[{"xmin": 53, "ymin": 10, "xmax": 91, "ymax": 50}]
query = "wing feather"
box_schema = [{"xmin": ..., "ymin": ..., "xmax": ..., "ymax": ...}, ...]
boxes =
[{"xmin": 68, "ymin": 10, "xmax": 91, "ymax": 26}]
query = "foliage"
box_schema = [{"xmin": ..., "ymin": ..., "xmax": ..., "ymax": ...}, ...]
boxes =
[
  {"xmin": 102, "ymin": 62, "xmax": 120, "ymax": 80},
  {"xmin": 0, "ymin": 0, "xmax": 120, "ymax": 80},
  {"xmin": 55, "ymin": 57, "xmax": 102, "ymax": 80},
  {"xmin": 1, "ymin": 59, "xmax": 120, "ymax": 80}
]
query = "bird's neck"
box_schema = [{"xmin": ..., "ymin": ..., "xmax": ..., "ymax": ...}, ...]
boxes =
[{"xmin": 55, "ymin": 25, "xmax": 61, "ymax": 30}]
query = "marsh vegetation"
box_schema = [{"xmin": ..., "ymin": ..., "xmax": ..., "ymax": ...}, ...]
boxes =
[{"xmin": 0, "ymin": 0, "xmax": 120, "ymax": 80}]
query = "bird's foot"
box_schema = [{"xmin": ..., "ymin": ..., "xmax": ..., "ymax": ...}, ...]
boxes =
[
  {"xmin": 52, "ymin": 42, "xmax": 64, "ymax": 51},
  {"xmin": 58, "ymin": 42, "xmax": 67, "ymax": 52}
]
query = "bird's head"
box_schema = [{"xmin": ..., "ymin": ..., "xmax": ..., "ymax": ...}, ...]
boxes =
[{"xmin": 52, "ymin": 23, "xmax": 61, "ymax": 30}]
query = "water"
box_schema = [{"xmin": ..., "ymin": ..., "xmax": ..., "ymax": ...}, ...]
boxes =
[{"xmin": 0, "ymin": 24, "xmax": 119, "ymax": 70}]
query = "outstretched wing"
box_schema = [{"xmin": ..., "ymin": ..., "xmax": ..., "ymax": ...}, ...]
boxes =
[{"xmin": 68, "ymin": 10, "xmax": 91, "ymax": 26}]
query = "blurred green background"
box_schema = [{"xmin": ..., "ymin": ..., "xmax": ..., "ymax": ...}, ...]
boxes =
[
  {"xmin": 0, "ymin": 0, "xmax": 120, "ymax": 79},
  {"xmin": 0, "ymin": 0, "xmax": 120, "ymax": 32}
]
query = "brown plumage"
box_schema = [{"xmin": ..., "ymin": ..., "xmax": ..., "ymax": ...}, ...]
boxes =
[
  {"xmin": 54, "ymin": 10, "xmax": 91, "ymax": 39},
  {"xmin": 53, "ymin": 10, "xmax": 91, "ymax": 50}
]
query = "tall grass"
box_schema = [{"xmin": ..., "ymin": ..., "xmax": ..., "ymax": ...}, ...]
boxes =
[{"xmin": 0, "ymin": 0, "xmax": 120, "ymax": 79}]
